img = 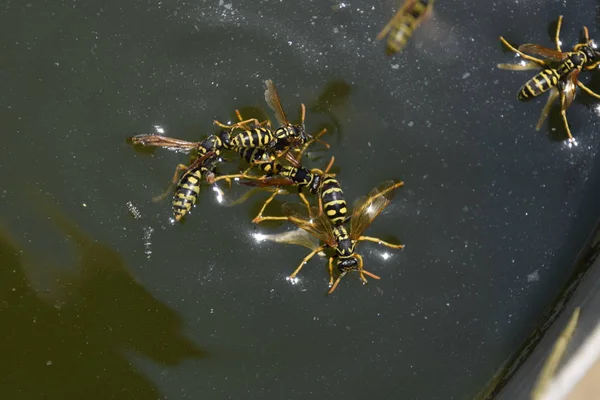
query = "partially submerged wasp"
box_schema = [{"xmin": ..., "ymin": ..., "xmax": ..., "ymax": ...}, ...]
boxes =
[
  {"xmin": 376, "ymin": 0, "xmax": 434, "ymax": 55},
  {"xmin": 498, "ymin": 15, "xmax": 600, "ymax": 141},
  {"xmin": 278, "ymin": 180, "xmax": 404, "ymax": 295},
  {"xmin": 241, "ymin": 158, "xmax": 347, "ymax": 226},
  {"xmin": 209, "ymin": 79, "xmax": 329, "ymax": 185},
  {"xmin": 130, "ymin": 133, "xmax": 222, "ymax": 221},
  {"xmin": 213, "ymin": 80, "xmax": 326, "ymax": 160}
]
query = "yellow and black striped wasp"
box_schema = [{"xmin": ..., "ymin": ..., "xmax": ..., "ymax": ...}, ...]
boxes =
[
  {"xmin": 213, "ymin": 80, "xmax": 327, "ymax": 159},
  {"xmin": 208, "ymin": 81, "xmax": 329, "ymax": 185},
  {"xmin": 130, "ymin": 133, "xmax": 222, "ymax": 221},
  {"xmin": 376, "ymin": 0, "xmax": 434, "ymax": 55},
  {"xmin": 277, "ymin": 180, "xmax": 405, "ymax": 294},
  {"xmin": 498, "ymin": 15, "xmax": 600, "ymax": 141},
  {"xmin": 239, "ymin": 158, "xmax": 346, "ymax": 225}
]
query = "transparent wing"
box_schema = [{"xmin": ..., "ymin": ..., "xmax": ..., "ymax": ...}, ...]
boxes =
[
  {"xmin": 535, "ymin": 89, "xmax": 559, "ymax": 131},
  {"xmin": 264, "ymin": 79, "xmax": 289, "ymax": 126},
  {"xmin": 254, "ymin": 227, "xmax": 320, "ymax": 251},
  {"xmin": 560, "ymin": 69, "xmax": 579, "ymax": 111},
  {"xmin": 129, "ymin": 134, "xmax": 199, "ymax": 152},
  {"xmin": 518, "ymin": 44, "xmax": 569, "ymax": 62},
  {"xmin": 349, "ymin": 180, "xmax": 404, "ymax": 240},
  {"xmin": 282, "ymin": 203, "xmax": 337, "ymax": 247}
]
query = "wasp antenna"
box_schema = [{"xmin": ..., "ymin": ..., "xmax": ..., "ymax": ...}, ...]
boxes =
[
  {"xmin": 327, "ymin": 273, "xmax": 345, "ymax": 295},
  {"xmin": 361, "ymin": 269, "xmax": 381, "ymax": 280},
  {"xmin": 300, "ymin": 103, "xmax": 306, "ymax": 125}
]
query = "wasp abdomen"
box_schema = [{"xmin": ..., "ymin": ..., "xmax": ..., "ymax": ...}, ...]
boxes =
[
  {"xmin": 231, "ymin": 128, "xmax": 273, "ymax": 149},
  {"xmin": 518, "ymin": 69, "xmax": 560, "ymax": 100},
  {"xmin": 172, "ymin": 169, "xmax": 202, "ymax": 221},
  {"xmin": 321, "ymin": 177, "xmax": 347, "ymax": 225}
]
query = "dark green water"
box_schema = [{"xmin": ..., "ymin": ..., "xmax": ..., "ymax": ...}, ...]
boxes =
[{"xmin": 2, "ymin": 0, "xmax": 600, "ymax": 399}]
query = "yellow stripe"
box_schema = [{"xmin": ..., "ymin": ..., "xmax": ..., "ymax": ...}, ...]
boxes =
[
  {"xmin": 324, "ymin": 200, "xmax": 346, "ymax": 207},
  {"xmin": 322, "ymin": 187, "xmax": 342, "ymax": 195},
  {"xmin": 540, "ymin": 72, "xmax": 552, "ymax": 88}
]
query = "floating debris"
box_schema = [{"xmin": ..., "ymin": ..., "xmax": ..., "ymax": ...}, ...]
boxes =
[
  {"xmin": 126, "ymin": 201, "xmax": 142, "ymax": 220},
  {"xmin": 143, "ymin": 226, "xmax": 154, "ymax": 259}
]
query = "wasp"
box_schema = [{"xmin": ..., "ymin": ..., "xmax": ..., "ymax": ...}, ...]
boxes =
[
  {"xmin": 240, "ymin": 158, "xmax": 346, "ymax": 225},
  {"xmin": 376, "ymin": 0, "xmax": 434, "ymax": 55},
  {"xmin": 130, "ymin": 133, "xmax": 223, "ymax": 221},
  {"xmin": 277, "ymin": 180, "xmax": 404, "ymax": 294},
  {"xmin": 208, "ymin": 96, "xmax": 329, "ymax": 185},
  {"xmin": 214, "ymin": 80, "xmax": 313, "ymax": 153},
  {"xmin": 498, "ymin": 15, "xmax": 600, "ymax": 141},
  {"xmin": 214, "ymin": 79, "xmax": 329, "ymax": 161}
]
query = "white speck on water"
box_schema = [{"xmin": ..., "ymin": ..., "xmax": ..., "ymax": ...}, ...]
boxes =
[
  {"xmin": 46, "ymin": 360, "xmax": 53, "ymax": 366},
  {"xmin": 462, "ymin": 72, "xmax": 471, "ymax": 79},
  {"xmin": 527, "ymin": 270, "xmax": 540, "ymax": 282},
  {"xmin": 391, "ymin": 64, "xmax": 400, "ymax": 70},
  {"xmin": 407, "ymin": 121, "xmax": 414, "ymax": 127},
  {"xmin": 143, "ymin": 226, "xmax": 154, "ymax": 259}
]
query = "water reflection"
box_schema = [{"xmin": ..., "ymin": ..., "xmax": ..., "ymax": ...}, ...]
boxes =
[
  {"xmin": 308, "ymin": 79, "xmax": 352, "ymax": 142},
  {"xmin": 0, "ymin": 199, "xmax": 204, "ymax": 399}
]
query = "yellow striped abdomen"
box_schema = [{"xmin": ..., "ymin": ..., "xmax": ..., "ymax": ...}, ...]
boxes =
[
  {"xmin": 518, "ymin": 69, "xmax": 560, "ymax": 100},
  {"xmin": 386, "ymin": 0, "xmax": 432, "ymax": 54},
  {"xmin": 320, "ymin": 177, "xmax": 347, "ymax": 226},
  {"xmin": 172, "ymin": 168, "xmax": 202, "ymax": 221},
  {"xmin": 231, "ymin": 128, "xmax": 274, "ymax": 149}
]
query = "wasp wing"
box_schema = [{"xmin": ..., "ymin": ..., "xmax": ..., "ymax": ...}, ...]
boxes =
[
  {"xmin": 265, "ymin": 79, "xmax": 289, "ymax": 126},
  {"xmin": 535, "ymin": 88, "xmax": 559, "ymax": 131},
  {"xmin": 349, "ymin": 180, "xmax": 404, "ymax": 240},
  {"xmin": 282, "ymin": 203, "xmax": 337, "ymax": 247},
  {"xmin": 560, "ymin": 69, "xmax": 579, "ymax": 111},
  {"xmin": 129, "ymin": 134, "xmax": 199, "ymax": 152},
  {"xmin": 241, "ymin": 177, "xmax": 297, "ymax": 188},
  {"xmin": 518, "ymin": 44, "xmax": 569, "ymax": 62},
  {"xmin": 255, "ymin": 227, "xmax": 321, "ymax": 252}
]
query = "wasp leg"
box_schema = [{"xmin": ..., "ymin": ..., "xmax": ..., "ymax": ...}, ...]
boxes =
[
  {"xmin": 327, "ymin": 257, "xmax": 336, "ymax": 287},
  {"xmin": 560, "ymin": 109, "xmax": 574, "ymax": 141},
  {"xmin": 355, "ymin": 254, "xmax": 381, "ymax": 284},
  {"xmin": 367, "ymin": 181, "xmax": 405, "ymax": 203},
  {"xmin": 576, "ymin": 81, "xmax": 600, "ymax": 99},
  {"xmin": 499, "ymin": 37, "xmax": 547, "ymax": 66},
  {"xmin": 218, "ymin": 186, "xmax": 271, "ymax": 208},
  {"xmin": 252, "ymin": 189, "xmax": 287, "ymax": 223},
  {"xmin": 253, "ymin": 190, "xmax": 311, "ymax": 224},
  {"xmin": 214, "ymin": 118, "xmax": 261, "ymax": 130},
  {"xmin": 555, "ymin": 15, "xmax": 563, "ymax": 52},
  {"xmin": 288, "ymin": 245, "xmax": 328, "ymax": 281},
  {"xmin": 357, "ymin": 236, "xmax": 405, "ymax": 249},
  {"xmin": 497, "ymin": 61, "xmax": 542, "ymax": 71},
  {"xmin": 299, "ymin": 103, "xmax": 306, "ymax": 125},
  {"xmin": 235, "ymin": 110, "xmax": 271, "ymax": 129},
  {"xmin": 152, "ymin": 163, "xmax": 189, "ymax": 202},
  {"xmin": 535, "ymin": 89, "xmax": 559, "ymax": 133},
  {"xmin": 298, "ymin": 192, "xmax": 312, "ymax": 217}
]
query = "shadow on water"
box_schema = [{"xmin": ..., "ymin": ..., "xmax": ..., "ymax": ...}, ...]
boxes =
[
  {"xmin": 0, "ymin": 196, "xmax": 205, "ymax": 399},
  {"xmin": 308, "ymin": 80, "xmax": 352, "ymax": 143}
]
